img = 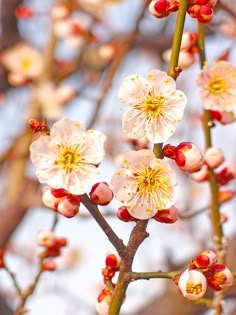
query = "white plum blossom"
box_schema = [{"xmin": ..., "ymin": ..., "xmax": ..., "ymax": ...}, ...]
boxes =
[
  {"xmin": 30, "ymin": 118, "xmax": 106, "ymax": 195},
  {"xmin": 119, "ymin": 69, "xmax": 187, "ymax": 143},
  {"xmin": 111, "ymin": 149, "xmax": 178, "ymax": 219}
]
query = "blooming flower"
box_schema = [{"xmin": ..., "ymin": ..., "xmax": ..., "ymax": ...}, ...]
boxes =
[
  {"xmin": 30, "ymin": 118, "xmax": 106, "ymax": 195},
  {"xmin": 119, "ymin": 69, "xmax": 187, "ymax": 143},
  {"xmin": 111, "ymin": 149, "xmax": 178, "ymax": 219},
  {"xmin": 196, "ymin": 61, "xmax": 236, "ymax": 113},
  {"xmin": 178, "ymin": 269, "xmax": 207, "ymax": 301},
  {"xmin": 0, "ymin": 42, "xmax": 43, "ymax": 79}
]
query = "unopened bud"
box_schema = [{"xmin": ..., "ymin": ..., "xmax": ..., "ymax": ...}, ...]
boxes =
[
  {"xmin": 105, "ymin": 250, "xmax": 121, "ymax": 270},
  {"xmin": 174, "ymin": 142, "xmax": 203, "ymax": 173},
  {"xmin": 195, "ymin": 249, "xmax": 217, "ymax": 268},
  {"xmin": 204, "ymin": 147, "xmax": 224, "ymax": 169},
  {"xmin": 117, "ymin": 206, "xmax": 136, "ymax": 222},
  {"xmin": 57, "ymin": 196, "xmax": 79, "ymax": 218},
  {"xmin": 218, "ymin": 189, "xmax": 234, "ymax": 204},
  {"xmin": 42, "ymin": 259, "xmax": 56, "ymax": 271},
  {"xmin": 152, "ymin": 206, "xmax": 178, "ymax": 223},
  {"xmin": 37, "ymin": 230, "xmax": 56, "ymax": 247},
  {"xmin": 89, "ymin": 182, "xmax": 113, "ymax": 206},
  {"xmin": 196, "ymin": 5, "xmax": 214, "ymax": 23},
  {"xmin": 42, "ymin": 186, "xmax": 58, "ymax": 211},
  {"xmin": 191, "ymin": 165, "xmax": 209, "ymax": 182},
  {"xmin": 149, "ymin": 0, "xmax": 170, "ymax": 18}
]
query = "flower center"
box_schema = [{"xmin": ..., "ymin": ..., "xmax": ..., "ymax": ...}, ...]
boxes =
[
  {"xmin": 186, "ymin": 282, "xmax": 203, "ymax": 295},
  {"xmin": 207, "ymin": 78, "xmax": 227, "ymax": 94},
  {"xmin": 55, "ymin": 145, "xmax": 81, "ymax": 173},
  {"xmin": 143, "ymin": 92, "xmax": 165, "ymax": 115},
  {"xmin": 135, "ymin": 166, "xmax": 169, "ymax": 196},
  {"xmin": 21, "ymin": 58, "xmax": 32, "ymax": 70}
]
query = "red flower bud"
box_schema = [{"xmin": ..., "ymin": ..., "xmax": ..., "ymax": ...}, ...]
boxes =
[
  {"xmin": 174, "ymin": 142, "xmax": 203, "ymax": 173},
  {"xmin": 196, "ymin": 5, "xmax": 214, "ymax": 23},
  {"xmin": 105, "ymin": 250, "xmax": 121, "ymax": 270},
  {"xmin": 149, "ymin": 0, "xmax": 170, "ymax": 18},
  {"xmin": 117, "ymin": 206, "xmax": 136, "ymax": 222},
  {"xmin": 89, "ymin": 182, "xmax": 113, "ymax": 206},
  {"xmin": 152, "ymin": 206, "xmax": 178, "ymax": 224},
  {"xmin": 206, "ymin": 264, "xmax": 233, "ymax": 291},
  {"xmin": 195, "ymin": 249, "xmax": 217, "ymax": 268}
]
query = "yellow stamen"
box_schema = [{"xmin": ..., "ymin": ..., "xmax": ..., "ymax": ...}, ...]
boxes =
[
  {"xmin": 186, "ymin": 282, "xmax": 203, "ymax": 295},
  {"xmin": 206, "ymin": 78, "xmax": 227, "ymax": 95},
  {"xmin": 55, "ymin": 144, "xmax": 81, "ymax": 173}
]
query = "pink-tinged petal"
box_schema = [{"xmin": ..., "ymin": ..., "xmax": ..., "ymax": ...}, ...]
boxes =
[
  {"xmin": 50, "ymin": 117, "xmax": 85, "ymax": 138},
  {"xmin": 146, "ymin": 69, "xmax": 176, "ymax": 94},
  {"xmin": 122, "ymin": 107, "xmax": 146, "ymax": 139},
  {"xmin": 119, "ymin": 75, "xmax": 151, "ymax": 106}
]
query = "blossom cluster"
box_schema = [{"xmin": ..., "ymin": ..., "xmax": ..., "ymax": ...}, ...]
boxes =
[
  {"xmin": 149, "ymin": 0, "xmax": 217, "ymax": 23},
  {"xmin": 177, "ymin": 249, "xmax": 233, "ymax": 301}
]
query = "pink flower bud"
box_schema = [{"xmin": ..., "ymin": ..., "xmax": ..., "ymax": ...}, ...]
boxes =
[
  {"xmin": 50, "ymin": 187, "xmax": 68, "ymax": 198},
  {"xmin": 204, "ymin": 147, "xmax": 224, "ymax": 169},
  {"xmin": 42, "ymin": 258, "xmax": 56, "ymax": 271},
  {"xmin": 174, "ymin": 142, "xmax": 203, "ymax": 173},
  {"xmin": 191, "ymin": 165, "xmax": 209, "ymax": 182},
  {"xmin": 37, "ymin": 230, "xmax": 56, "ymax": 247},
  {"xmin": 57, "ymin": 196, "xmax": 79, "ymax": 218},
  {"xmin": 163, "ymin": 49, "xmax": 195, "ymax": 69},
  {"xmin": 206, "ymin": 264, "xmax": 233, "ymax": 291},
  {"xmin": 187, "ymin": 4, "xmax": 200, "ymax": 18},
  {"xmin": 97, "ymin": 288, "xmax": 111, "ymax": 315},
  {"xmin": 42, "ymin": 186, "xmax": 58, "ymax": 211},
  {"xmin": 152, "ymin": 206, "xmax": 178, "ymax": 223},
  {"xmin": 181, "ymin": 32, "xmax": 198, "ymax": 51},
  {"xmin": 89, "ymin": 182, "xmax": 113, "ymax": 206},
  {"xmin": 196, "ymin": 5, "xmax": 214, "ymax": 23},
  {"xmin": 117, "ymin": 206, "xmax": 136, "ymax": 222},
  {"xmin": 149, "ymin": 0, "xmax": 170, "ymax": 18},
  {"xmin": 105, "ymin": 250, "xmax": 121, "ymax": 270},
  {"xmin": 195, "ymin": 250, "xmax": 217, "ymax": 268},
  {"xmin": 210, "ymin": 110, "xmax": 236, "ymax": 125},
  {"xmin": 178, "ymin": 269, "xmax": 207, "ymax": 301}
]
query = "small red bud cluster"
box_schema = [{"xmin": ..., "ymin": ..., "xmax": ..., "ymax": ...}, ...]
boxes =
[
  {"xmin": 37, "ymin": 230, "xmax": 67, "ymax": 271},
  {"xmin": 163, "ymin": 142, "xmax": 203, "ymax": 173},
  {"xmin": 97, "ymin": 250, "xmax": 123, "ymax": 314},
  {"xmin": 149, "ymin": 0, "xmax": 216, "ymax": 23},
  {"xmin": 176, "ymin": 249, "xmax": 233, "ymax": 301},
  {"xmin": 42, "ymin": 186, "xmax": 80, "ymax": 218},
  {"xmin": 89, "ymin": 182, "xmax": 113, "ymax": 206},
  {"xmin": 28, "ymin": 119, "xmax": 49, "ymax": 134}
]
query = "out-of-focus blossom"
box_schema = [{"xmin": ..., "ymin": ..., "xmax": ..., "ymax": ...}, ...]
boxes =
[
  {"xmin": 0, "ymin": 43, "xmax": 43, "ymax": 79},
  {"xmin": 178, "ymin": 269, "xmax": 207, "ymax": 301},
  {"xmin": 51, "ymin": 3, "xmax": 72, "ymax": 20},
  {"xmin": 111, "ymin": 150, "xmax": 178, "ymax": 220},
  {"xmin": 35, "ymin": 83, "xmax": 75, "ymax": 120},
  {"xmin": 119, "ymin": 69, "xmax": 187, "ymax": 143},
  {"xmin": 204, "ymin": 147, "xmax": 224, "ymax": 169},
  {"xmin": 196, "ymin": 61, "xmax": 236, "ymax": 113},
  {"xmin": 30, "ymin": 118, "xmax": 106, "ymax": 195},
  {"xmin": 53, "ymin": 16, "xmax": 93, "ymax": 48},
  {"xmin": 220, "ymin": 18, "xmax": 236, "ymax": 37},
  {"xmin": 78, "ymin": 0, "xmax": 122, "ymax": 19},
  {"xmin": 37, "ymin": 230, "xmax": 56, "ymax": 247}
]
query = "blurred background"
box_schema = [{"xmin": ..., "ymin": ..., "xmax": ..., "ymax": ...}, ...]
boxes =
[{"xmin": 0, "ymin": 0, "xmax": 236, "ymax": 314}]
